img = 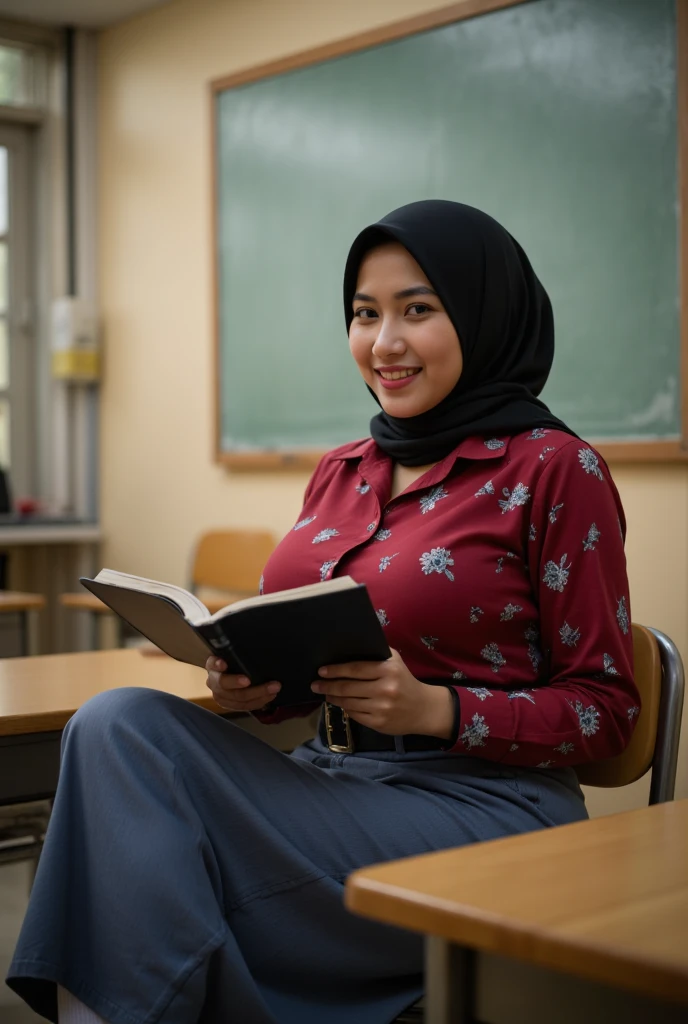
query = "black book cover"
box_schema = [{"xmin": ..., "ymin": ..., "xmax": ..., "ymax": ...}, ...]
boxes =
[{"xmin": 80, "ymin": 578, "xmax": 390, "ymax": 708}]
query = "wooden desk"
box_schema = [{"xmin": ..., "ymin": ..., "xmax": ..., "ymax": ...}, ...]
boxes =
[
  {"xmin": 0, "ymin": 520, "xmax": 102, "ymax": 653},
  {"xmin": 0, "ymin": 648, "xmax": 220, "ymax": 805},
  {"xmin": 346, "ymin": 801, "xmax": 688, "ymax": 1024}
]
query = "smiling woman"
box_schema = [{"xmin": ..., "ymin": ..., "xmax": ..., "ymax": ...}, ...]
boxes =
[{"xmin": 8, "ymin": 200, "xmax": 641, "ymax": 1024}]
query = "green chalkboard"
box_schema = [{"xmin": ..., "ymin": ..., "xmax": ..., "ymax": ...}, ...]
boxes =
[{"xmin": 214, "ymin": 0, "xmax": 679, "ymax": 457}]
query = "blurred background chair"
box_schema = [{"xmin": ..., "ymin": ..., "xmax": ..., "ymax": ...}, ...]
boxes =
[
  {"xmin": 59, "ymin": 528, "xmax": 277, "ymax": 650},
  {"xmin": 0, "ymin": 468, "xmax": 46, "ymax": 657}
]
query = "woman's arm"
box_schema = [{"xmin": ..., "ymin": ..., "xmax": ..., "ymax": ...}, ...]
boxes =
[{"xmin": 448, "ymin": 441, "xmax": 640, "ymax": 766}]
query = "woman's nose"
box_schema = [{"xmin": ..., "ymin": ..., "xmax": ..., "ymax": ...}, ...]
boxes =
[{"xmin": 371, "ymin": 319, "xmax": 406, "ymax": 357}]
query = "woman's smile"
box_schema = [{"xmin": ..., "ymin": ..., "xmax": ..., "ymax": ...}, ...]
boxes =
[{"xmin": 375, "ymin": 365, "xmax": 423, "ymax": 389}]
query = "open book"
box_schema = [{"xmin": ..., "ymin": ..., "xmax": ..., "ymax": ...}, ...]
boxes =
[{"xmin": 80, "ymin": 570, "xmax": 390, "ymax": 708}]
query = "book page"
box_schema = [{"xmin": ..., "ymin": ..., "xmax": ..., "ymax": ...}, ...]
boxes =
[
  {"xmin": 92, "ymin": 569, "xmax": 210, "ymax": 623},
  {"xmin": 207, "ymin": 575, "xmax": 357, "ymax": 623}
]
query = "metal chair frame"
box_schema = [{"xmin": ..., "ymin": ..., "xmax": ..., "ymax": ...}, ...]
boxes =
[{"xmin": 647, "ymin": 628, "xmax": 685, "ymax": 804}]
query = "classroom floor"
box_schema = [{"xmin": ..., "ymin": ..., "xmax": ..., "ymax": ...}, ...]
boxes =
[{"xmin": 0, "ymin": 860, "xmax": 42, "ymax": 1022}]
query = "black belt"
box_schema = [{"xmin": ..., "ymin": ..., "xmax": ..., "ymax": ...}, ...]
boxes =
[{"xmin": 319, "ymin": 703, "xmax": 446, "ymax": 754}]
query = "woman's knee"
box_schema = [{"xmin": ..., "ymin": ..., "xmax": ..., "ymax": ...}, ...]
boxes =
[{"xmin": 63, "ymin": 686, "xmax": 182, "ymax": 746}]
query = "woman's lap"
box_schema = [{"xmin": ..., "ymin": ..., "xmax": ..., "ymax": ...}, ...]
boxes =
[{"xmin": 6, "ymin": 686, "xmax": 586, "ymax": 1024}]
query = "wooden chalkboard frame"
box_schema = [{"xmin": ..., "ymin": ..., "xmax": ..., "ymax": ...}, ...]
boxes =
[{"xmin": 210, "ymin": 0, "xmax": 688, "ymax": 469}]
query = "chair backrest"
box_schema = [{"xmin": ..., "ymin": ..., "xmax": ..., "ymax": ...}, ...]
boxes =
[
  {"xmin": 575, "ymin": 624, "xmax": 684, "ymax": 803},
  {"xmin": 191, "ymin": 529, "xmax": 276, "ymax": 594}
]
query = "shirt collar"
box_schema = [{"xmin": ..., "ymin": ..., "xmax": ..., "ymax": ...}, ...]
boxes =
[
  {"xmin": 332, "ymin": 435, "xmax": 511, "ymax": 465},
  {"xmin": 333, "ymin": 434, "xmax": 511, "ymax": 494}
]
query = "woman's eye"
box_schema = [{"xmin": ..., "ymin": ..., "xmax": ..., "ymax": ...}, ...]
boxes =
[
  {"xmin": 407, "ymin": 303, "xmax": 431, "ymax": 315},
  {"xmin": 354, "ymin": 308, "xmax": 377, "ymax": 320}
]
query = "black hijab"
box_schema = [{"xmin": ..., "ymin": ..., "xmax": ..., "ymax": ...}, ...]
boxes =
[{"xmin": 343, "ymin": 200, "xmax": 578, "ymax": 466}]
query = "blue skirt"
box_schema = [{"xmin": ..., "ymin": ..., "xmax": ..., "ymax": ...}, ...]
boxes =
[{"xmin": 7, "ymin": 687, "xmax": 587, "ymax": 1023}]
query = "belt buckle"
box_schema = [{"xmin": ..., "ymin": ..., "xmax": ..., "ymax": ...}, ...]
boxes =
[{"xmin": 324, "ymin": 703, "xmax": 354, "ymax": 753}]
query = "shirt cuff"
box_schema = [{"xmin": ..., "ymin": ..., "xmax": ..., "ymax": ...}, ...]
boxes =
[{"xmin": 442, "ymin": 685, "xmax": 461, "ymax": 748}]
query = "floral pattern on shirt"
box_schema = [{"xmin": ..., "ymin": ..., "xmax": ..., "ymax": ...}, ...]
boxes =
[
  {"xmin": 583, "ymin": 523, "xmax": 601, "ymax": 552},
  {"xmin": 481, "ymin": 642, "xmax": 506, "ymax": 672},
  {"xmin": 527, "ymin": 428, "xmax": 550, "ymax": 440},
  {"xmin": 616, "ymin": 596, "xmax": 629, "ymax": 635},
  {"xmin": 460, "ymin": 712, "xmax": 490, "ymax": 748},
  {"xmin": 559, "ymin": 622, "xmax": 580, "ymax": 647},
  {"xmin": 571, "ymin": 699, "xmax": 600, "ymax": 737},
  {"xmin": 485, "ymin": 439, "xmax": 505, "ymax": 450},
  {"xmin": 498, "ymin": 483, "xmax": 530, "ymax": 514},
  {"xmin": 508, "ymin": 690, "xmax": 536, "ymax": 704},
  {"xmin": 294, "ymin": 516, "xmax": 316, "ymax": 531},
  {"xmin": 373, "ymin": 528, "xmax": 392, "ymax": 542},
  {"xmin": 355, "ymin": 482, "xmax": 370, "ymax": 494},
  {"xmin": 379, "ymin": 553, "xmax": 399, "ymax": 572},
  {"xmin": 319, "ymin": 560, "xmax": 336, "ymax": 581},
  {"xmin": 467, "ymin": 686, "xmax": 493, "ymax": 700},
  {"xmin": 548, "ymin": 503, "xmax": 564, "ymax": 524},
  {"xmin": 419, "ymin": 547, "xmax": 455, "ymax": 581},
  {"xmin": 578, "ymin": 448, "xmax": 604, "ymax": 480},
  {"xmin": 475, "ymin": 480, "xmax": 495, "ymax": 497},
  {"xmin": 603, "ymin": 653, "xmax": 619, "ymax": 676},
  {"xmin": 376, "ymin": 609, "xmax": 389, "ymax": 627},
  {"xmin": 469, "ymin": 606, "xmax": 484, "ymax": 624},
  {"xmin": 500, "ymin": 603, "xmax": 523, "ymax": 621},
  {"xmin": 421, "ymin": 635, "xmax": 439, "ymax": 650},
  {"xmin": 419, "ymin": 485, "xmax": 449, "ymax": 514},
  {"xmin": 312, "ymin": 528, "xmax": 339, "ymax": 544},
  {"xmin": 542, "ymin": 554, "xmax": 571, "ymax": 592}
]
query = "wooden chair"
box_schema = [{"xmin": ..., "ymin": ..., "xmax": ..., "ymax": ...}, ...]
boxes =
[
  {"xmin": 575, "ymin": 625, "xmax": 684, "ymax": 804},
  {"xmin": 59, "ymin": 529, "xmax": 277, "ymax": 648},
  {"xmin": 393, "ymin": 624, "xmax": 685, "ymax": 1023},
  {"xmin": 0, "ymin": 591, "xmax": 45, "ymax": 656}
]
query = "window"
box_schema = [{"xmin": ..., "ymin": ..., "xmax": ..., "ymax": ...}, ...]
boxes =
[
  {"xmin": 0, "ymin": 123, "xmax": 34, "ymax": 497},
  {"xmin": 0, "ymin": 41, "xmax": 46, "ymax": 108}
]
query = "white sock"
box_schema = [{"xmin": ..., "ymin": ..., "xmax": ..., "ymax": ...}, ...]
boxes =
[{"xmin": 57, "ymin": 986, "xmax": 109, "ymax": 1024}]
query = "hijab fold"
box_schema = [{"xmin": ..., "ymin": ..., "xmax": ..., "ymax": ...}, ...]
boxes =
[{"xmin": 343, "ymin": 200, "xmax": 577, "ymax": 466}]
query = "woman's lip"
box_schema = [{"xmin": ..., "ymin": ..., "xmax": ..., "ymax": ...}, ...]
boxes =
[{"xmin": 377, "ymin": 369, "xmax": 422, "ymax": 391}]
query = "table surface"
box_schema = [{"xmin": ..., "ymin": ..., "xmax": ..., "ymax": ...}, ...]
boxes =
[
  {"xmin": 0, "ymin": 648, "xmax": 218, "ymax": 735},
  {"xmin": 346, "ymin": 799, "xmax": 688, "ymax": 1006}
]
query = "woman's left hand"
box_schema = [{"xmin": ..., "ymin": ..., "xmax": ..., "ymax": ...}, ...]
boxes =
[{"xmin": 311, "ymin": 648, "xmax": 454, "ymax": 739}]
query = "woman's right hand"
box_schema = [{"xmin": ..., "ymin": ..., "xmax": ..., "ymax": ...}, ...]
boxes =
[{"xmin": 205, "ymin": 656, "xmax": 281, "ymax": 713}]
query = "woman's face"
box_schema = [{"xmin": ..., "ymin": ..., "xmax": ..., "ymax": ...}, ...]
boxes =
[{"xmin": 349, "ymin": 242, "xmax": 463, "ymax": 418}]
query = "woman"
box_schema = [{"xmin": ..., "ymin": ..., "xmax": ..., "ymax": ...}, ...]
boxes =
[{"xmin": 8, "ymin": 201, "xmax": 639, "ymax": 1024}]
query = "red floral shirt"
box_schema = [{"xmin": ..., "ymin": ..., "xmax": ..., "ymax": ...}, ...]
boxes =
[{"xmin": 257, "ymin": 428, "xmax": 640, "ymax": 767}]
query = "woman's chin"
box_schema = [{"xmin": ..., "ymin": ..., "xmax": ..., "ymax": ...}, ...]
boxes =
[{"xmin": 378, "ymin": 395, "xmax": 434, "ymax": 418}]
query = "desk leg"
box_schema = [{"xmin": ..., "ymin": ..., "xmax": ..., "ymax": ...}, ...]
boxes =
[
  {"xmin": 425, "ymin": 936, "xmax": 475, "ymax": 1024},
  {"xmin": 25, "ymin": 609, "xmax": 40, "ymax": 656}
]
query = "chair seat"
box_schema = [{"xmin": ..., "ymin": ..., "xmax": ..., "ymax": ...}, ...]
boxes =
[{"xmin": 0, "ymin": 591, "xmax": 45, "ymax": 612}]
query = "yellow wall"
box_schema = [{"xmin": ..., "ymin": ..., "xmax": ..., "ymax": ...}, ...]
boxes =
[{"xmin": 98, "ymin": 0, "xmax": 688, "ymax": 812}]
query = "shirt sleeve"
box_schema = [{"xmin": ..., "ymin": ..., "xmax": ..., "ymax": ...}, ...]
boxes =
[{"xmin": 449, "ymin": 440, "xmax": 640, "ymax": 766}]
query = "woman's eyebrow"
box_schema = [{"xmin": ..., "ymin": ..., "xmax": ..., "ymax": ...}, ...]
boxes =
[
  {"xmin": 352, "ymin": 285, "xmax": 438, "ymax": 304},
  {"xmin": 394, "ymin": 285, "xmax": 438, "ymax": 300}
]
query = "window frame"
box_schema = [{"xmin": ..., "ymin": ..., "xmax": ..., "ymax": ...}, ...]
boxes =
[{"xmin": 0, "ymin": 120, "xmax": 35, "ymax": 500}]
